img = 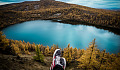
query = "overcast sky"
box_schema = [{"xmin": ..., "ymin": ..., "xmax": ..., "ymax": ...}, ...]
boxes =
[{"xmin": 0, "ymin": 0, "xmax": 120, "ymax": 9}]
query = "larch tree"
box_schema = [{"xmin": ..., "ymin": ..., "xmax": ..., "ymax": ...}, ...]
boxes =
[
  {"xmin": 77, "ymin": 39, "xmax": 99, "ymax": 69},
  {"xmin": 0, "ymin": 31, "xmax": 9, "ymax": 51},
  {"xmin": 11, "ymin": 43, "xmax": 21, "ymax": 56},
  {"xmin": 76, "ymin": 49, "xmax": 84, "ymax": 59},
  {"xmin": 45, "ymin": 45, "xmax": 50, "ymax": 56},
  {"xmin": 32, "ymin": 42, "xmax": 36, "ymax": 50},
  {"xmin": 50, "ymin": 46, "xmax": 54, "ymax": 56},
  {"xmin": 73, "ymin": 47, "xmax": 78, "ymax": 60},
  {"xmin": 63, "ymin": 44, "xmax": 72, "ymax": 64}
]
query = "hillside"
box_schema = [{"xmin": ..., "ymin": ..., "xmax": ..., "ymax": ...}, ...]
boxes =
[{"xmin": 0, "ymin": 1, "xmax": 120, "ymax": 31}]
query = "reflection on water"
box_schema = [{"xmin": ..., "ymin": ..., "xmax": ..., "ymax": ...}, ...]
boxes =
[{"xmin": 2, "ymin": 20, "xmax": 120, "ymax": 54}]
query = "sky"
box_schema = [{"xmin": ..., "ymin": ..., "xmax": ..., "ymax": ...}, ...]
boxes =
[{"xmin": 0, "ymin": 0, "xmax": 120, "ymax": 9}]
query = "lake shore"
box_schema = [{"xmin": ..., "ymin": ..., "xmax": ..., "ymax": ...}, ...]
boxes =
[{"xmin": 0, "ymin": 1, "xmax": 120, "ymax": 35}]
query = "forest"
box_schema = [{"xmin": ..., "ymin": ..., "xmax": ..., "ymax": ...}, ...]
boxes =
[
  {"xmin": 0, "ymin": 0, "xmax": 120, "ymax": 30},
  {"xmin": 0, "ymin": 31, "xmax": 120, "ymax": 70}
]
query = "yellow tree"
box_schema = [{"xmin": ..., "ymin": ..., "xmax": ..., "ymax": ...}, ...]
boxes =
[
  {"xmin": 77, "ymin": 39, "xmax": 99, "ymax": 69},
  {"xmin": 50, "ymin": 46, "xmax": 54, "ymax": 56},
  {"xmin": 99, "ymin": 50, "xmax": 112, "ymax": 70},
  {"xmin": 40, "ymin": 44, "xmax": 46, "ymax": 55},
  {"xmin": 73, "ymin": 47, "xmax": 78, "ymax": 60},
  {"xmin": 27, "ymin": 42, "xmax": 31, "ymax": 51},
  {"xmin": 76, "ymin": 49, "xmax": 84, "ymax": 59},
  {"xmin": 31, "ymin": 42, "xmax": 36, "ymax": 51},
  {"xmin": 0, "ymin": 31, "xmax": 9, "ymax": 51},
  {"xmin": 11, "ymin": 43, "xmax": 21, "ymax": 56},
  {"xmin": 111, "ymin": 53, "xmax": 120, "ymax": 70},
  {"xmin": 63, "ymin": 44, "xmax": 72, "ymax": 64},
  {"xmin": 45, "ymin": 45, "xmax": 50, "ymax": 56},
  {"xmin": 23, "ymin": 40, "xmax": 26, "ymax": 44},
  {"xmin": 70, "ymin": 47, "xmax": 74, "ymax": 61}
]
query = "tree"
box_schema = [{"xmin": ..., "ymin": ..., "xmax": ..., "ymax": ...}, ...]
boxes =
[
  {"xmin": 50, "ymin": 46, "xmax": 54, "ymax": 56},
  {"xmin": 11, "ymin": 43, "xmax": 21, "ymax": 56},
  {"xmin": 76, "ymin": 49, "xmax": 84, "ymax": 59},
  {"xmin": 77, "ymin": 39, "xmax": 99, "ymax": 69},
  {"xmin": 33, "ymin": 45, "xmax": 44, "ymax": 62},
  {"xmin": 70, "ymin": 47, "xmax": 74, "ymax": 61},
  {"xmin": 73, "ymin": 47, "xmax": 78, "ymax": 60},
  {"xmin": 45, "ymin": 45, "xmax": 50, "ymax": 56},
  {"xmin": 31, "ymin": 42, "xmax": 36, "ymax": 51},
  {"xmin": 63, "ymin": 44, "xmax": 72, "ymax": 64},
  {"xmin": 0, "ymin": 31, "xmax": 9, "ymax": 51}
]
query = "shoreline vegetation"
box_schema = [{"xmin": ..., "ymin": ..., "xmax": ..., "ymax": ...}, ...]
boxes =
[
  {"xmin": 0, "ymin": 0, "xmax": 120, "ymax": 70},
  {"xmin": 0, "ymin": 1, "xmax": 120, "ymax": 34},
  {"xmin": 0, "ymin": 31, "xmax": 120, "ymax": 70}
]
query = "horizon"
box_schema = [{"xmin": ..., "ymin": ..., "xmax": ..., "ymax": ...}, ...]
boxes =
[{"xmin": 0, "ymin": 0, "xmax": 120, "ymax": 10}]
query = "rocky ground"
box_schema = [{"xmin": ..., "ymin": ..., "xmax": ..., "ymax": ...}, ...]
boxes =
[
  {"xmin": 0, "ymin": 52, "xmax": 52, "ymax": 70},
  {"xmin": 0, "ymin": 52, "xmax": 78, "ymax": 70}
]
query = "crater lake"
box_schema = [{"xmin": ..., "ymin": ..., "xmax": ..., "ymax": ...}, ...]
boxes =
[{"xmin": 2, "ymin": 20, "xmax": 120, "ymax": 54}]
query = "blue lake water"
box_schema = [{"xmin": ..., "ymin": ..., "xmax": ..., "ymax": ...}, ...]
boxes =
[{"xmin": 2, "ymin": 20, "xmax": 120, "ymax": 54}]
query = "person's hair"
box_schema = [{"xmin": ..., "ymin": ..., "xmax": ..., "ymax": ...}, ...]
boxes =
[{"xmin": 53, "ymin": 65, "xmax": 64, "ymax": 70}]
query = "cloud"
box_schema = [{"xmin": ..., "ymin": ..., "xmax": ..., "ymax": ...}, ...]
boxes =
[
  {"xmin": 0, "ymin": 0, "xmax": 39, "ymax": 2},
  {"xmin": 0, "ymin": 0, "xmax": 39, "ymax": 5},
  {"xmin": 0, "ymin": 0, "xmax": 120, "ymax": 9},
  {"xmin": 0, "ymin": 1, "xmax": 13, "ymax": 5},
  {"xmin": 56, "ymin": 0, "xmax": 120, "ymax": 9}
]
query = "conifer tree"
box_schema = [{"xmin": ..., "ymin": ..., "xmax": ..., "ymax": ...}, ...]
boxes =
[
  {"xmin": 11, "ymin": 43, "xmax": 21, "ymax": 56},
  {"xmin": 40, "ymin": 44, "xmax": 46, "ymax": 54},
  {"xmin": 0, "ymin": 31, "xmax": 9, "ymax": 51},
  {"xmin": 73, "ymin": 47, "xmax": 78, "ymax": 60},
  {"xmin": 77, "ymin": 39, "xmax": 99, "ymax": 69},
  {"xmin": 50, "ymin": 46, "xmax": 54, "ymax": 56},
  {"xmin": 45, "ymin": 45, "xmax": 50, "ymax": 56},
  {"xmin": 31, "ymin": 42, "xmax": 36, "ymax": 51},
  {"xmin": 63, "ymin": 44, "xmax": 72, "ymax": 64},
  {"xmin": 70, "ymin": 47, "xmax": 74, "ymax": 61},
  {"xmin": 33, "ymin": 45, "xmax": 44, "ymax": 62},
  {"xmin": 27, "ymin": 42, "xmax": 32, "ymax": 51}
]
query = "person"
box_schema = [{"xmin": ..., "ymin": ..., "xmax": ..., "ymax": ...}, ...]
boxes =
[{"xmin": 50, "ymin": 49, "xmax": 66, "ymax": 70}]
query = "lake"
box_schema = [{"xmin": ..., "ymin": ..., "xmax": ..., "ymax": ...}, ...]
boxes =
[{"xmin": 2, "ymin": 20, "xmax": 120, "ymax": 54}]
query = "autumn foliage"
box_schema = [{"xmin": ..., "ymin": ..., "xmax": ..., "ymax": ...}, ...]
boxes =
[
  {"xmin": 0, "ymin": 1, "xmax": 120, "ymax": 30},
  {"xmin": 0, "ymin": 31, "xmax": 120, "ymax": 69}
]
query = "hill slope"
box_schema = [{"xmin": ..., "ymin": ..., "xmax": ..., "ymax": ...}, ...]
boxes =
[{"xmin": 0, "ymin": 1, "xmax": 120, "ymax": 30}]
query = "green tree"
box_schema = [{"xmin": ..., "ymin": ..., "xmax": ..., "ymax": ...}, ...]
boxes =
[{"xmin": 33, "ymin": 45, "xmax": 44, "ymax": 62}]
